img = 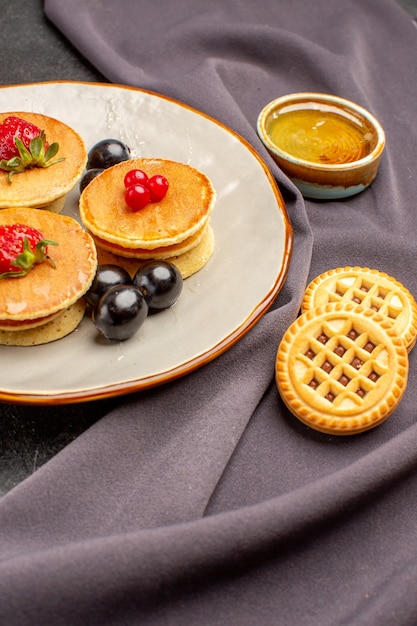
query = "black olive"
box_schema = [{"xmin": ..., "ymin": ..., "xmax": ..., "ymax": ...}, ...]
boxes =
[
  {"xmin": 79, "ymin": 168, "xmax": 104, "ymax": 193},
  {"xmin": 133, "ymin": 260, "xmax": 183, "ymax": 311},
  {"xmin": 84, "ymin": 265, "xmax": 132, "ymax": 308},
  {"xmin": 92, "ymin": 284, "xmax": 148, "ymax": 341},
  {"xmin": 86, "ymin": 138, "xmax": 131, "ymax": 170}
]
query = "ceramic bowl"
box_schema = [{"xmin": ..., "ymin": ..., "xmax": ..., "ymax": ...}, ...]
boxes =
[{"xmin": 257, "ymin": 92, "xmax": 385, "ymax": 199}]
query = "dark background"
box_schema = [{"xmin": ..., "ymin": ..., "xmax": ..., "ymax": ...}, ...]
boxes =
[{"xmin": 0, "ymin": 0, "xmax": 416, "ymax": 495}]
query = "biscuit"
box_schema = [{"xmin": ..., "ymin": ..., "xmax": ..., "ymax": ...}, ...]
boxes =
[
  {"xmin": 96, "ymin": 224, "xmax": 215, "ymax": 279},
  {"xmin": 0, "ymin": 112, "xmax": 87, "ymax": 212},
  {"xmin": 276, "ymin": 302, "xmax": 408, "ymax": 435},
  {"xmin": 0, "ymin": 300, "xmax": 86, "ymax": 346},
  {"xmin": 302, "ymin": 266, "xmax": 417, "ymax": 352}
]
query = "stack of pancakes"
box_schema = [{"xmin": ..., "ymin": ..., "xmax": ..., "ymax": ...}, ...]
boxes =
[
  {"xmin": 0, "ymin": 112, "xmax": 87, "ymax": 213},
  {"xmin": 79, "ymin": 158, "xmax": 216, "ymax": 278},
  {"xmin": 0, "ymin": 208, "xmax": 97, "ymax": 345}
]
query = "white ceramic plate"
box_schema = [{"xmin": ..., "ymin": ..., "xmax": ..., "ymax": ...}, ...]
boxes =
[{"xmin": 0, "ymin": 81, "xmax": 292, "ymax": 404}]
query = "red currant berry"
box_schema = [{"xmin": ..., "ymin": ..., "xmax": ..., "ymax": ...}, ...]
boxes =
[
  {"xmin": 125, "ymin": 184, "xmax": 151, "ymax": 211},
  {"xmin": 124, "ymin": 169, "xmax": 148, "ymax": 188},
  {"xmin": 147, "ymin": 175, "xmax": 169, "ymax": 202}
]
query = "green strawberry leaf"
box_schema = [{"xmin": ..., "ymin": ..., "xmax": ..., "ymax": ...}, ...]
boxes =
[
  {"xmin": 0, "ymin": 131, "xmax": 65, "ymax": 182},
  {"xmin": 45, "ymin": 142, "xmax": 60, "ymax": 161}
]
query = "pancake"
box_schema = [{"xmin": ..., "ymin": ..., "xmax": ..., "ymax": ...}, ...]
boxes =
[
  {"xmin": 0, "ymin": 207, "xmax": 97, "ymax": 325},
  {"xmin": 0, "ymin": 112, "xmax": 87, "ymax": 212},
  {"xmin": 0, "ymin": 310, "xmax": 62, "ymax": 331},
  {"xmin": 92, "ymin": 222, "xmax": 209, "ymax": 260},
  {"xmin": 0, "ymin": 300, "xmax": 86, "ymax": 346},
  {"xmin": 79, "ymin": 158, "xmax": 216, "ymax": 249},
  {"xmin": 96, "ymin": 224, "xmax": 215, "ymax": 279}
]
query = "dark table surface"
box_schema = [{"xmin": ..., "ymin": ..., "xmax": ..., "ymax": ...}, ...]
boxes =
[
  {"xmin": 0, "ymin": 0, "xmax": 416, "ymax": 496},
  {"xmin": 0, "ymin": 1, "xmax": 112, "ymax": 496}
]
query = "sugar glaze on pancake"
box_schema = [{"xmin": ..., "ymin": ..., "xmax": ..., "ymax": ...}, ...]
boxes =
[{"xmin": 79, "ymin": 158, "xmax": 216, "ymax": 249}]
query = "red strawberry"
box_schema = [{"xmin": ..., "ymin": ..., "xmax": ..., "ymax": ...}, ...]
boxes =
[
  {"xmin": 0, "ymin": 115, "xmax": 64, "ymax": 182},
  {"xmin": 0, "ymin": 223, "xmax": 58, "ymax": 279},
  {"xmin": 0, "ymin": 116, "xmax": 46, "ymax": 161}
]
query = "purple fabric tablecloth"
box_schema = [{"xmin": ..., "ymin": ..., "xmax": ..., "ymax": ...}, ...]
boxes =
[{"xmin": 1, "ymin": 0, "xmax": 417, "ymax": 623}]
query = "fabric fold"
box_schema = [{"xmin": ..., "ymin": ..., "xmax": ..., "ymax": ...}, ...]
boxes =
[{"xmin": 0, "ymin": 0, "xmax": 416, "ymax": 623}]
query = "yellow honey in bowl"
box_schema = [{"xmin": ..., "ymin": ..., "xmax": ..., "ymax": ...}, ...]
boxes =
[{"xmin": 267, "ymin": 109, "xmax": 375, "ymax": 165}]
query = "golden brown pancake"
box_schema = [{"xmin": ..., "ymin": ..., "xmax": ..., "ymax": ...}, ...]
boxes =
[
  {"xmin": 79, "ymin": 158, "xmax": 216, "ymax": 249},
  {"xmin": 0, "ymin": 301, "xmax": 86, "ymax": 346},
  {"xmin": 0, "ymin": 207, "xmax": 97, "ymax": 326},
  {"xmin": 92, "ymin": 222, "xmax": 209, "ymax": 260},
  {"xmin": 0, "ymin": 310, "xmax": 62, "ymax": 331},
  {"xmin": 0, "ymin": 112, "xmax": 87, "ymax": 211},
  {"xmin": 96, "ymin": 224, "xmax": 215, "ymax": 279}
]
